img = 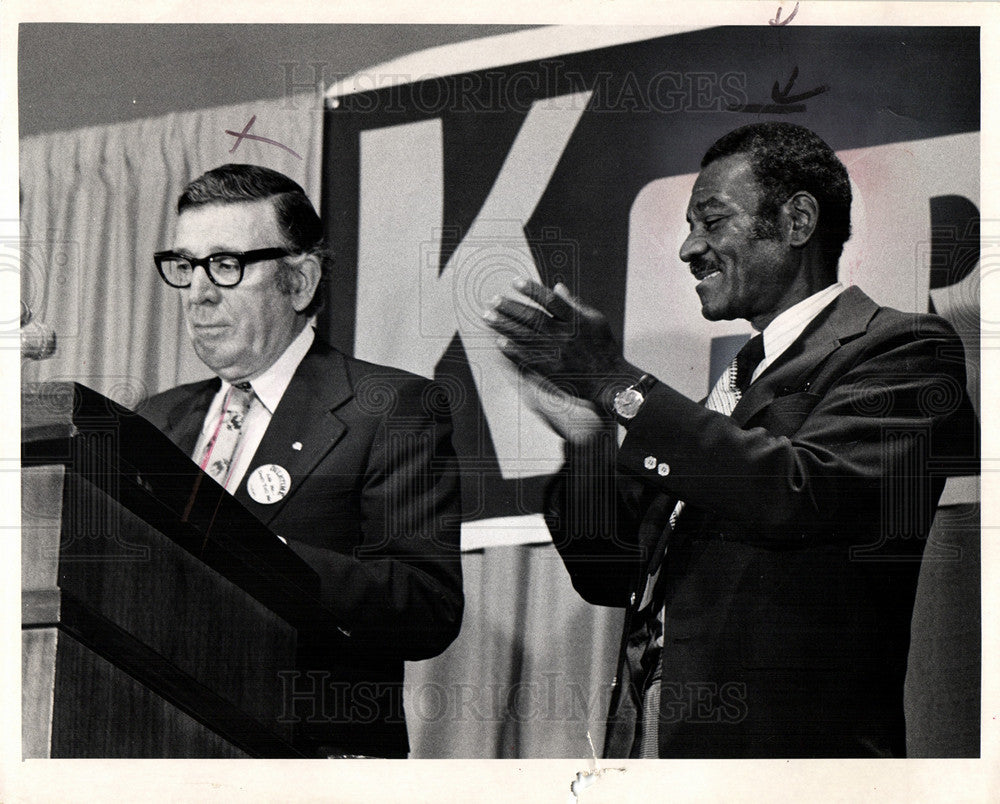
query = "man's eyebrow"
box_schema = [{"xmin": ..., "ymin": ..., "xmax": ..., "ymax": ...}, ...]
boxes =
[
  {"xmin": 693, "ymin": 197, "xmax": 729, "ymax": 213},
  {"xmin": 686, "ymin": 196, "xmax": 730, "ymax": 224},
  {"xmin": 170, "ymin": 246, "xmax": 230, "ymax": 257}
]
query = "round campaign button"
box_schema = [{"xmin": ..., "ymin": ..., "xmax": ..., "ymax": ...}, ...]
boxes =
[{"xmin": 247, "ymin": 464, "xmax": 291, "ymax": 504}]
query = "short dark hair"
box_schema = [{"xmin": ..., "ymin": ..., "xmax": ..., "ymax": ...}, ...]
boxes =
[
  {"xmin": 178, "ymin": 164, "xmax": 328, "ymax": 317},
  {"xmin": 702, "ymin": 122, "xmax": 852, "ymax": 270}
]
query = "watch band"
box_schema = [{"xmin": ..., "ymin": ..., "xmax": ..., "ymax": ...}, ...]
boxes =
[{"xmin": 612, "ymin": 373, "xmax": 658, "ymax": 424}]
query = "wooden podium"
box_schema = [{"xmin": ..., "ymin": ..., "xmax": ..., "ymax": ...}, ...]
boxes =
[{"xmin": 22, "ymin": 382, "xmax": 330, "ymax": 758}]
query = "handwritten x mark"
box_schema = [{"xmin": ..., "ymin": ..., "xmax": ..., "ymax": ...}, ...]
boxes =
[{"xmin": 225, "ymin": 115, "xmax": 302, "ymax": 160}]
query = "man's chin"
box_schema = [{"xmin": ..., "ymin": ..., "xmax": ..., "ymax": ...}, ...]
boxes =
[
  {"xmin": 699, "ymin": 303, "xmax": 737, "ymax": 322},
  {"xmin": 696, "ymin": 286, "xmax": 731, "ymax": 321},
  {"xmin": 192, "ymin": 342, "xmax": 238, "ymax": 379}
]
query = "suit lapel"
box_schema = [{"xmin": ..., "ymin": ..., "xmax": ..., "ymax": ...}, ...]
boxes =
[
  {"xmin": 638, "ymin": 288, "xmax": 880, "ymax": 591},
  {"xmin": 732, "ymin": 286, "xmax": 879, "ymax": 426},
  {"xmin": 233, "ymin": 344, "xmax": 353, "ymax": 526},
  {"xmin": 163, "ymin": 378, "xmax": 220, "ymax": 457}
]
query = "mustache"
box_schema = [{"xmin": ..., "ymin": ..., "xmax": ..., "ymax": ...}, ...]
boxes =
[{"xmin": 690, "ymin": 257, "xmax": 721, "ymax": 275}]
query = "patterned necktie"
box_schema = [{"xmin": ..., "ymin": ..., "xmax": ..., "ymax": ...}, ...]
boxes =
[
  {"xmin": 734, "ymin": 333, "xmax": 766, "ymax": 397},
  {"xmin": 197, "ymin": 382, "xmax": 255, "ymax": 488},
  {"xmin": 638, "ymin": 333, "xmax": 766, "ymax": 757},
  {"xmin": 704, "ymin": 333, "xmax": 766, "ymax": 416}
]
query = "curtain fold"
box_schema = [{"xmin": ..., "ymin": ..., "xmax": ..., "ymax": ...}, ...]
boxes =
[
  {"xmin": 405, "ymin": 543, "xmax": 623, "ymax": 758},
  {"xmin": 19, "ymin": 98, "xmax": 622, "ymax": 759},
  {"xmin": 19, "ymin": 88, "xmax": 980, "ymax": 760},
  {"xmin": 20, "ymin": 93, "xmax": 324, "ymax": 404}
]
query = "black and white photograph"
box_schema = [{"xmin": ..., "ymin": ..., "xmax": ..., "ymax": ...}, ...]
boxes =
[{"xmin": 4, "ymin": 1, "xmax": 996, "ymax": 801}]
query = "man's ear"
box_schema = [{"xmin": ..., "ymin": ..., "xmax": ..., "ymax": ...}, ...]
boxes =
[
  {"xmin": 784, "ymin": 191, "xmax": 819, "ymax": 247},
  {"xmin": 287, "ymin": 254, "xmax": 322, "ymax": 313}
]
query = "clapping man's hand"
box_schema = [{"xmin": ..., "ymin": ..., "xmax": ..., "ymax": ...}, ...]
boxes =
[{"xmin": 483, "ymin": 279, "xmax": 644, "ymax": 442}]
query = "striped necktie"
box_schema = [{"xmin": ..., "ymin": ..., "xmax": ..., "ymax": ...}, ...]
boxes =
[{"xmin": 196, "ymin": 382, "xmax": 255, "ymax": 488}]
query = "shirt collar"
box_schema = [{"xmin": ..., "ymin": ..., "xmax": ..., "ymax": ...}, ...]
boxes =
[
  {"xmin": 220, "ymin": 325, "xmax": 315, "ymax": 415},
  {"xmin": 760, "ymin": 282, "xmax": 844, "ymax": 363}
]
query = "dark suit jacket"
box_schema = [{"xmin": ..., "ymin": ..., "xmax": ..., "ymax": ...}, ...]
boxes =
[
  {"xmin": 141, "ymin": 337, "xmax": 463, "ymax": 757},
  {"xmin": 547, "ymin": 287, "xmax": 977, "ymax": 758}
]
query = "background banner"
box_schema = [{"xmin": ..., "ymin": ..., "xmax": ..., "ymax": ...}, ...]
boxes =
[{"xmin": 321, "ymin": 25, "xmax": 980, "ymax": 550}]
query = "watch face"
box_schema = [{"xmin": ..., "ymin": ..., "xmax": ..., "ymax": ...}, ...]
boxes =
[{"xmin": 614, "ymin": 387, "xmax": 644, "ymax": 419}]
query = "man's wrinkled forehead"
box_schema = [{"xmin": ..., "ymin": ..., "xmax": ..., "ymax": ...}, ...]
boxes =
[
  {"xmin": 177, "ymin": 197, "xmax": 279, "ymax": 222},
  {"xmin": 686, "ymin": 155, "xmax": 762, "ymax": 219},
  {"xmin": 175, "ymin": 198, "xmax": 279, "ymax": 229},
  {"xmin": 173, "ymin": 199, "xmax": 282, "ymax": 252}
]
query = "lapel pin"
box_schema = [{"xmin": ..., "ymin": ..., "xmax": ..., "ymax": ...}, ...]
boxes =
[
  {"xmin": 292, "ymin": 441, "xmax": 303, "ymax": 451},
  {"xmin": 247, "ymin": 464, "xmax": 292, "ymax": 504}
]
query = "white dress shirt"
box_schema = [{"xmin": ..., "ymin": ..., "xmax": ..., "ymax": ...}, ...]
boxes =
[
  {"xmin": 193, "ymin": 325, "xmax": 315, "ymax": 493},
  {"xmin": 752, "ymin": 282, "xmax": 845, "ymax": 383}
]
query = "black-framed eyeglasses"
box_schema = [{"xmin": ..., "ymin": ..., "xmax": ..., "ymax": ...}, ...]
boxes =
[{"xmin": 154, "ymin": 247, "xmax": 292, "ymax": 288}]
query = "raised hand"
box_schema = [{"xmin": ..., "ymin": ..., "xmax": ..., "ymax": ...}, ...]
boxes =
[{"xmin": 483, "ymin": 279, "xmax": 642, "ymax": 406}]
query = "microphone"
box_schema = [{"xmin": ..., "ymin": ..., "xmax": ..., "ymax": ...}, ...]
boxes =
[{"xmin": 21, "ymin": 302, "xmax": 56, "ymax": 360}]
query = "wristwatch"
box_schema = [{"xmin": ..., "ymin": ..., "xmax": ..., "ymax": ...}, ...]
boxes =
[{"xmin": 612, "ymin": 373, "xmax": 658, "ymax": 423}]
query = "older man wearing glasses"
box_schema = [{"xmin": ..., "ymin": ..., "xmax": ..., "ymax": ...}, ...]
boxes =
[{"xmin": 143, "ymin": 164, "xmax": 463, "ymax": 759}]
